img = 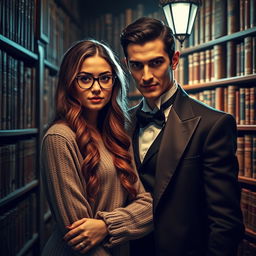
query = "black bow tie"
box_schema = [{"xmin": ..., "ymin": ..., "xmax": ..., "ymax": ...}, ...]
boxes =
[
  {"xmin": 136, "ymin": 92, "xmax": 177, "ymax": 128},
  {"xmin": 136, "ymin": 109, "xmax": 166, "ymax": 128}
]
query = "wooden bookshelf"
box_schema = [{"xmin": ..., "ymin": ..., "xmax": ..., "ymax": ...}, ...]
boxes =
[
  {"xmin": 176, "ymin": 1, "xmax": 256, "ymax": 253},
  {"xmin": 181, "ymin": 27, "xmax": 256, "ymax": 56},
  {"xmin": 0, "ymin": 129, "xmax": 38, "ymax": 137},
  {"xmin": 239, "ymin": 176, "xmax": 256, "ymax": 186},
  {"xmin": 0, "ymin": 35, "xmax": 38, "ymax": 61},
  {"xmin": 0, "ymin": 180, "xmax": 38, "ymax": 208},
  {"xmin": 183, "ymin": 74, "xmax": 256, "ymax": 91},
  {"xmin": 17, "ymin": 234, "xmax": 39, "ymax": 256},
  {"xmin": 0, "ymin": 0, "xmax": 83, "ymax": 255}
]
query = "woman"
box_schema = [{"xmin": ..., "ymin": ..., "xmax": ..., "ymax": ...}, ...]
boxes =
[{"xmin": 41, "ymin": 39, "xmax": 152, "ymax": 256}]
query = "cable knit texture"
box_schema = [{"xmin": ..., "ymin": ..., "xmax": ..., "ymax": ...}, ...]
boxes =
[{"xmin": 41, "ymin": 123, "xmax": 153, "ymax": 256}]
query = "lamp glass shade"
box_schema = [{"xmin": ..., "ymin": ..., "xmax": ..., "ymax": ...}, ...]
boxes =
[
  {"xmin": 163, "ymin": 2, "xmax": 198, "ymax": 35},
  {"xmin": 187, "ymin": 3, "xmax": 198, "ymax": 34}
]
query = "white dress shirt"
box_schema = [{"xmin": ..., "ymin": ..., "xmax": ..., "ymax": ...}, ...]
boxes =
[{"xmin": 138, "ymin": 81, "xmax": 178, "ymax": 162}]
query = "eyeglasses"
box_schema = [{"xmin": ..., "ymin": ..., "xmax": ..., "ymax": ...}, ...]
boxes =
[{"xmin": 76, "ymin": 73, "xmax": 116, "ymax": 89}]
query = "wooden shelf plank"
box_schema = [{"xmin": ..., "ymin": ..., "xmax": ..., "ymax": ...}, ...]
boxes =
[
  {"xmin": 44, "ymin": 59, "xmax": 59, "ymax": 74},
  {"xmin": 0, "ymin": 180, "xmax": 39, "ymax": 208},
  {"xmin": 182, "ymin": 74, "xmax": 256, "ymax": 92},
  {"xmin": 237, "ymin": 125, "xmax": 256, "ymax": 131},
  {"xmin": 181, "ymin": 27, "xmax": 256, "ymax": 56},
  {"xmin": 0, "ymin": 129, "xmax": 38, "ymax": 137},
  {"xmin": 0, "ymin": 35, "xmax": 38, "ymax": 61},
  {"xmin": 239, "ymin": 176, "xmax": 256, "ymax": 186},
  {"xmin": 245, "ymin": 228, "xmax": 256, "ymax": 240},
  {"xmin": 17, "ymin": 233, "xmax": 39, "ymax": 256}
]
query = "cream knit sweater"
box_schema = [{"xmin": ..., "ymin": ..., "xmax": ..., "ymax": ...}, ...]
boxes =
[{"xmin": 41, "ymin": 123, "xmax": 153, "ymax": 256}]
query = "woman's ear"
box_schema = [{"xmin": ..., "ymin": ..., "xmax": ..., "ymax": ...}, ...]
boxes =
[{"xmin": 171, "ymin": 51, "xmax": 180, "ymax": 70}]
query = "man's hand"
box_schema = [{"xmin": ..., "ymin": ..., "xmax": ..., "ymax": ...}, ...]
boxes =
[{"xmin": 63, "ymin": 218, "xmax": 109, "ymax": 254}]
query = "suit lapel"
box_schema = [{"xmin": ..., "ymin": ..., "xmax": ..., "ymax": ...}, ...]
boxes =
[
  {"xmin": 132, "ymin": 125, "xmax": 142, "ymax": 170},
  {"xmin": 154, "ymin": 86, "xmax": 201, "ymax": 211}
]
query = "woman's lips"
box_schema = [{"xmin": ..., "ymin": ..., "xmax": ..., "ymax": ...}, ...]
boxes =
[{"xmin": 89, "ymin": 97, "xmax": 104, "ymax": 103}]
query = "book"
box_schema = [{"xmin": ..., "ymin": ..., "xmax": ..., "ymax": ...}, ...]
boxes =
[{"xmin": 213, "ymin": 0, "xmax": 227, "ymax": 38}]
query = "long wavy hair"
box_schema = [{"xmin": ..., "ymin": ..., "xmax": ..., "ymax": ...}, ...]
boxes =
[{"xmin": 54, "ymin": 39, "xmax": 137, "ymax": 202}]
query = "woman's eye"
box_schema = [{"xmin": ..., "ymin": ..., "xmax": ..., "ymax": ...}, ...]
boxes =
[
  {"xmin": 80, "ymin": 76, "xmax": 92, "ymax": 83},
  {"xmin": 99, "ymin": 75, "xmax": 111, "ymax": 82}
]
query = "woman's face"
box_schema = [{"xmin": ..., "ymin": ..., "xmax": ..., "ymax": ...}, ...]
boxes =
[{"xmin": 74, "ymin": 54, "xmax": 114, "ymax": 114}]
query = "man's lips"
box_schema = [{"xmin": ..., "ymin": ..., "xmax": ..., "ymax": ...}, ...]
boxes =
[{"xmin": 141, "ymin": 84, "xmax": 158, "ymax": 89}]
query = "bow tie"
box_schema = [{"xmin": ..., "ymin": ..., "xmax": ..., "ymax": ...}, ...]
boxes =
[
  {"xmin": 136, "ymin": 109, "xmax": 165, "ymax": 128},
  {"xmin": 136, "ymin": 92, "xmax": 177, "ymax": 128}
]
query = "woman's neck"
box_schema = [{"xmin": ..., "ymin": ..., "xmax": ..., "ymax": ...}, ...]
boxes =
[{"xmin": 84, "ymin": 111, "xmax": 98, "ymax": 129}]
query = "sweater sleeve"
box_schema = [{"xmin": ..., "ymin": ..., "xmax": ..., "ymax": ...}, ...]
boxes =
[
  {"xmin": 96, "ymin": 149, "xmax": 153, "ymax": 248},
  {"xmin": 41, "ymin": 133, "xmax": 94, "ymax": 234}
]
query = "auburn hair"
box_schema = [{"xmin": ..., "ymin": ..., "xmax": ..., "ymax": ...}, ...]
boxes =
[{"xmin": 54, "ymin": 39, "xmax": 137, "ymax": 202}]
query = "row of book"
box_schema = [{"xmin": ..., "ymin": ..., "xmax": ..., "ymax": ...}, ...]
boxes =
[
  {"xmin": 237, "ymin": 134, "xmax": 256, "ymax": 178},
  {"xmin": 0, "ymin": 193, "xmax": 37, "ymax": 255},
  {"xmin": 189, "ymin": 85, "xmax": 256, "ymax": 125},
  {"xmin": 0, "ymin": 138, "xmax": 36, "ymax": 199},
  {"xmin": 0, "ymin": 0, "xmax": 35, "ymax": 51},
  {"xmin": 0, "ymin": 49, "xmax": 36, "ymax": 130},
  {"xmin": 45, "ymin": 0, "xmax": 82, "ymax": 66},
  {"xmin": 43, "ymin": 68, "xmax": 57, "ymax": 126},
  {"xmin": 241, "ymin": 188, "xmax": 256, "ymax": 233},
  {"xmin": 176, "ymin": 37, "xmax": 256, "ymax": 86},
  {"xmin": 84, "ymin": 3, "xmax": 165, "ymax": 59},
  {"xmin": 238, "ymin": 239, "xmax": 256, "ymax": 255},
  {"xmin": 184, "ymin": 0, "xmax": 256, "ymax": 48}
]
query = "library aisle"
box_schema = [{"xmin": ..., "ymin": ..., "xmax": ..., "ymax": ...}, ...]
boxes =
[{"xmin": 0, "ymin": 0, "xmax": 256, "ymax": 255}]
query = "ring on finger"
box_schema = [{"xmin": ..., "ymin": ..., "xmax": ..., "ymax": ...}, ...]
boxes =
[{"xmin": 79, "ymin": 241, "xmax": 86, "ymax": 249}]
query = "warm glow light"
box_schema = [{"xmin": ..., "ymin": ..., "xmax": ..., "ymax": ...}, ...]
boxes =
[
  {"xmin": 170, "ymin": 3, "xmax": 190, "ymax": 33},
  {"xmin": 160, "ymin": 0, "xmax": 201, "ymax": 47}
]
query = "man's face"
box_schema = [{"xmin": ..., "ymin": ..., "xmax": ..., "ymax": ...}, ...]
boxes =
[{"xmin": 126, "ymin": 38, "xmax": 179, "ymax": 105}]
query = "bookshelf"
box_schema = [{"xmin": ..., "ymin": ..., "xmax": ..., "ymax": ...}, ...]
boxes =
[
  {"xmin": 0, "ymin": 0, "xmax": 82, "ymax": 255},
  {"xmin": 176, "ymin": 1, "xmax": 256, "ymax": 255},
  {"xmin": 82, "ymin": 0, "xmax": 256, "ymax": 255}
]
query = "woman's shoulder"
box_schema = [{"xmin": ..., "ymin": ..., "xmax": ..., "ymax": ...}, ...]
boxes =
[{"xmin": 44, "ymin": 122, "xmax": 76, "ymax": 142}]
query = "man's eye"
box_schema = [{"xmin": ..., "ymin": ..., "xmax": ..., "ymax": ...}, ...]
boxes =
[
  {"xmin": 129, "ymin": 62, "xmax": 143, "ymax": 70},
  {"xmin": 149, "ymin": 59, "xmax": 163, "ymax": 67}
]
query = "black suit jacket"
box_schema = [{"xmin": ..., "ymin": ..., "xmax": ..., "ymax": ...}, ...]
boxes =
[{"xmin": 129, "ymin": 85, "xmax": 244, "ymax": 256}]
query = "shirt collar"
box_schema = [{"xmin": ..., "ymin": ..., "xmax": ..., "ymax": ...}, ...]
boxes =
[{"xmin": 142, "ymin": 80, "xmax": 178, "ymax": 113}]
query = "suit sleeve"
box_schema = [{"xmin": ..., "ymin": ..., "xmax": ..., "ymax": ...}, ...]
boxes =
[
  {"xmin": 41, "ymin": 134, "xmax": 109, "ymax": 255},
  {"xmin": 96, "ymin": 146, "xmax": 153, "ymax": 248},
  {"xmin": 202, "ymin": 113, "xmax": 244, "ymax": 255}
]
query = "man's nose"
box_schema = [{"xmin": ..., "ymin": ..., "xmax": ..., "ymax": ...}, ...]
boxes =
[{"xmin": 142, "ymin": 66, "xmax": 153, "ymax": 83}]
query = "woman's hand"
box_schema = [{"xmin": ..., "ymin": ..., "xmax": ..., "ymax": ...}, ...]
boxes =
[{"xmin": 63, "ymin": 218, "xmax": 109, "ymax": 254}]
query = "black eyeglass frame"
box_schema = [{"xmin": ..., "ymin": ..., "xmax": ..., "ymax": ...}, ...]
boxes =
[{"xmin": 75, "ymin": 74, "xmax": 116, "ymax": 90}]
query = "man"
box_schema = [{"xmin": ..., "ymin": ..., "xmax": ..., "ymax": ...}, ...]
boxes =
[{"xmin": 120, "ymin": 17, "xmax": 244, "ymax": 256}]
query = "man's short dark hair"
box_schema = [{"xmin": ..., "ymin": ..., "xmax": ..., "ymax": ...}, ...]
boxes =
[{"xmin": 120, "ymin": 17, "xmax": 175, "ymax": 61}]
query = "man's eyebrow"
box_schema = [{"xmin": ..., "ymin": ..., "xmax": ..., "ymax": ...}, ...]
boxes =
[
  {"xmin": 129, "ymin": 56, "xmax": 164, "ymax": 63},
  {"xmin": 128, "ymin": 60, "xmax": 142, "ymax": 63}
]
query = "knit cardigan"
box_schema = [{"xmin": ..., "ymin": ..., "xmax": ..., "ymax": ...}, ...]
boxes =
[{"xmin": 41, "ymin": 123, "xmax": 153, "ymax": 256}]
